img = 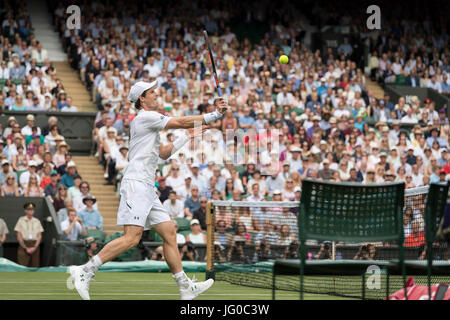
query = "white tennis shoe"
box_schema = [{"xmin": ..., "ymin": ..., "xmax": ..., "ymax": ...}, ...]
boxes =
[
  {"xmin": 179, "ymin": 276, "xmax": 214, "ymax": 300},
  {"xmin": 68, "ymin": 265, "xmax": 95, "ymax": 300}
]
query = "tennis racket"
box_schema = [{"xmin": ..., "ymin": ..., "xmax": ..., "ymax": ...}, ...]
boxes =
[{"xmin": 203, "ymin": 30, "xmax": 223, "ymax": 97}]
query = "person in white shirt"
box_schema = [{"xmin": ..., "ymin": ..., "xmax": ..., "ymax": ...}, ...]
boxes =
[
  {"xmin": 60, "ymin": 97, "xmax": 79, "ymax": 112},
  {"xmin": 427, "ymin": 75, "xmax": 442, "ymax": 93},
  {"xmin": 19, "ymin": 160, "xmax": 41, "ymax": 190},
  {"xmin": 163, "ymin": 190, "xmax": 185, "ymax": 218},
  {"xmin": 61, "ymin": 208, "xmax": 87, "ymax": 241},
  {"xmin": 276, "ymin": 86, "xmax": 294, "ymax": 106},
  {"xmin": 189, "ymin": 163, "xmax": 207, "ymax": 192},
  {"xmin": 400, "ymin": 108, "xmax": 418, "ymax": 124},
  {"xmin": 165, "ymin": 164, "xmax": 186, "ymax": 198},
  {"xmin": 333, "ymin": 101, "xmax": 351, "ymax": 118},
  {"xmin": 21, "ymin": 114, "xmax": 41, "ymax": 137},
  {"xmin": 68, "ymin": 80, "xmax": 226, "ymax": 300},
  {"xmin": 410, "ymin": 164, "xmax": 424, "ymax": 187}
]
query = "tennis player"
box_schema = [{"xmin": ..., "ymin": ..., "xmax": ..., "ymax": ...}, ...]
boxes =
[{"xmin": 69, "ymin": 80, "xmax": 227, "ymax": 300}]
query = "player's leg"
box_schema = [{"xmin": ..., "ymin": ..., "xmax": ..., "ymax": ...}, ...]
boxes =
[
  {"xmin": 68, "ymin": 179, "xmax": 150, "ymax": 300},
  {"xmin": 152, "ymin": 221, "xmax": 182, "ymax": 273},
  {"xmin": 150, "ymin": 200, "xmax": 214, "ymax": 300},
  {"xmin": 68, "ymin": 225, "xmax": 143, "ymax": 300},
  {"xmin": 97, "ymin": 225, "xmax": 143, "ymax": 263}
]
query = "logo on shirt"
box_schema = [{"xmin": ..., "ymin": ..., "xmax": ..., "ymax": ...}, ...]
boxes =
[{"xmin": 160, "ymin": 115, "xmax": 165, "ymax": 120}]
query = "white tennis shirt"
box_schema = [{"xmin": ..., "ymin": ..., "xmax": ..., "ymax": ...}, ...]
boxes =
[{"xmin": 123, "ymin": 109, "xmax": 171, "ymax": 186}]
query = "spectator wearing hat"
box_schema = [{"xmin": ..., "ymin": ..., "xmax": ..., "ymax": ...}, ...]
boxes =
[
  {"xmin": 317, "ymin": 159, "xmax": 334, "ymax": 180},
  {"xmin": 78, "ymin": 195, "xmax": 103, "ymax": 230},
  {"xmin": 61, "ymin": 207, "xmax": 87, "ymax": 241},
  {"xmin": 437, "ymin": 149, "xmax": 448, "ymax": 168},
  {"xmin": 377, "ymin": 152, "xmax": 392, "ymax": 172},
  {"xmin": 157, "ymin": 177, "xmax": 173, "ymax": 203},
  {"xmin": 2, "ymin": 116, "xmax": 18, "ymax": 140},
  {"xmin": 14, "ymin": 202, "xmax": 44, "ymax": 267},
  {"xmin": 437, "ymin": 169, "xmax": 447, "ymax": 183},
  {"xmin": 53, "ymin": 141, "xmax": 70, "ymax": 168},
  {"xmin": 44, "ymin": 170, "xmax": 60, "ymax": 200},
  {"xmin": 185, "ymin": 219, "xmax": 207, "ymax": 244},
  {"xmin": 6, "ymin": 120, "xmax": 24, "ymax": 143},
  {"xmin": 60, "ymin": 161, "xmax": 78, "ymax": 188},
  {"xmin": 7, "ymin": 132, "xmax": 26, "ymax": 160},
  {"xmin": 21, "ymin": 114, "xmax": 41, "ymax": 137},
  {"xmin": 114, "ymin": 145, "xmax": 129, "ymax": 182},
  {"xmin": 56, "ymin": 152, "xmax": 74, "ymax": 176},
  {"xmin": 19, "ymin": 160, "xmax": 40, "ymax": 190},
  {"xmin": 0, "ymin": 159, "xmax": 16, "ymax": 186},
  {"xmin": 45, "ymin": 133, "xmax": 64, "ymax": 155},
  {"xmin": 288, "ymin": 147, "xmax": 303, "ymax": 173},
  {"xmin": 265, "ymin": 170, "xmax": 285, "ymax": 196},
  {"xmin": 184, "ymin": 185, "xmax": 200, "ymax": 219},
  {"xmin": 373, "ymin": 100, "xmax": 390, "ymax": 123}
]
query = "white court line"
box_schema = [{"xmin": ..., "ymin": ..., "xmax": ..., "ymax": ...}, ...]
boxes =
[
  {"xmin": 0, "ymin": 292, "xmax": 296, "ymax": 296},
  {"xmin": 0, "ymin": 281, "xmax": 177, "ymax": 284}
]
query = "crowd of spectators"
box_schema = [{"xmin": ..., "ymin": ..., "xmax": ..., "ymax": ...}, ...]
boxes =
[
  {"xmin": 48, "ymin": 0, "xmax": 449, "ymax": 261},
  {"xmin": 0, "ymin": 1, "xmax": 104, "ymax": 246},
  {"xmin": 0, "ymin": 1, "xmax": 448, "ymax": 264}
]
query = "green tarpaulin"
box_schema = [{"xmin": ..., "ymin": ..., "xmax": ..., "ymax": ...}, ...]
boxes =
[{"xmin": 0, "ymin": 258, "xmax": 206, "ymax": 273}]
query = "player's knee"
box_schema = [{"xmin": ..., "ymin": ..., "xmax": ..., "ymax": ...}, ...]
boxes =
[
  {"xmin": 124, "ymin": 232, "xmax": 141, "ymax": 248},
  {"xmin": 162, "ymin": 224, "xmax": 177, "ymax": 244}
]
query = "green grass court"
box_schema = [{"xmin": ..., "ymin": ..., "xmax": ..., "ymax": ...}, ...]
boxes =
[{"xmin": 0, "ymin": 272, "xmax": 354, "ymax": 300}]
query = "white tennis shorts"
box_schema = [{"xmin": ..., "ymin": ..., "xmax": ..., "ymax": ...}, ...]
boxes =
[{"xmin": 117, "ymin": 178, "xmax": 170, "ymax": 230}]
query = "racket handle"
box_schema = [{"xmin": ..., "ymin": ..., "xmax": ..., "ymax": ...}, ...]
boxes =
[{"xmin": 217, "ymin": 86, "xmax": 223, "ymax": 97}]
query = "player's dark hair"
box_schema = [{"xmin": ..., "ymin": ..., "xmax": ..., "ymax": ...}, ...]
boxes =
[{"xmin": 135, "ymin": 90, "xmax": 148, "ymax": 110}]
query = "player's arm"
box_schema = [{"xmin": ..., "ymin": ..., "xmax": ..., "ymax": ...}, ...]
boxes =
[
  {"xmin": 159, "ymin": 126, "xmax": 208, "ymax": 160},
  {"xmin": 165, "ymin": 97, "xmax": 228, "ymax": 129}
]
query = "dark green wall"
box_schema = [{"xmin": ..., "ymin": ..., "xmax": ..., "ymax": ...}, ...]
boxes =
[
  {"xmin": 0, "ymin": 111, "xmax": 96, "ymax": 154},
  {"xmin": 0, "ymin": 197, "xmax": 61, "ymax": 266}
]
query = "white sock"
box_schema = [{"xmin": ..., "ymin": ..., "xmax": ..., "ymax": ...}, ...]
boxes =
[
  {"xmin": 173, "ymin": 271, "xmax": 189, "ymax": 284},
  {"xmin": 84, "ymin": 255, "xmax": 103, "ymax": 273}
]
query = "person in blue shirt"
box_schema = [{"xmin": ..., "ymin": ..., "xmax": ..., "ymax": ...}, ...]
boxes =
[
  {"xmin": 238, "ymin": 107, "xmax": 255, "ymax": 132},
  {"xmin": 60, "ymin": 161, "xmax": 78, "ymax": 188},
  {"xmin": 78, "ymin": 196, "xmax": 103, "ymax": 230},
  {"xmin": 317, "ymin": 78, "xmax": 328, "ymax": 97},
  {"xmin": 426, "ymin": 127, "xmax": 447, "ymax": 148}
]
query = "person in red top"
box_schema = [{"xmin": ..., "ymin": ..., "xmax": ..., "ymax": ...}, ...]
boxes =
[{"xmin": 404, "ymin": 219, "xmax": 425, "ymax": 247}]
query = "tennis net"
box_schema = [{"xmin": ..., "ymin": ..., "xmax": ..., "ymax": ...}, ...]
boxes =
[{"xmin": 206, "ymin": 185, "xmax": 449, "ymax": 299}]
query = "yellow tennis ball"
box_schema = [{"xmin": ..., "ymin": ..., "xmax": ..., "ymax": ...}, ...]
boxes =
[{"xmin": 279, "ymin": 55, "xmax": 289, "ymax": 64}]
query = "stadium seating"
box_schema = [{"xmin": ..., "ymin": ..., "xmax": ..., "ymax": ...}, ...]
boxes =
[{"xmin": 174, "ymin": 218, "xmax": 190, "ymax": 231}]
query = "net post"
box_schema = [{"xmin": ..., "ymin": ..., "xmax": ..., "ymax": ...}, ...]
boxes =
[
  {"xmin": 205, "ymin": 201, "xmax": 216, "ymax": 281},
  {"xmin": 332, "ymin": 241, "xmax": 336, "ymax": 260}
]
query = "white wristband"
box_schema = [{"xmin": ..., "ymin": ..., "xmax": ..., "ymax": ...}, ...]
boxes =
[
  {"xmin": 172, "ymin": 133, "xmax": 190, "ymax": 154},
  {"xmin": 203, "ymin": 110, "xmax": 223, "ymax": 124}
]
